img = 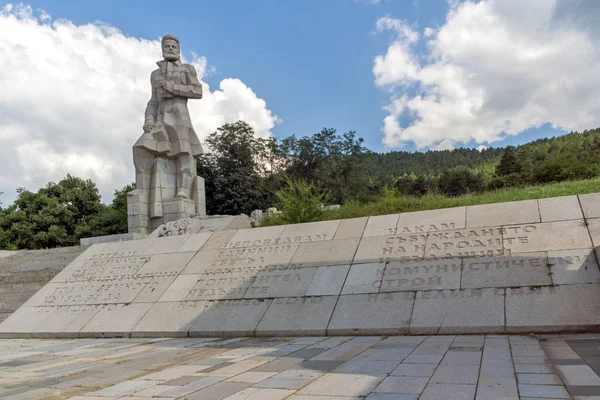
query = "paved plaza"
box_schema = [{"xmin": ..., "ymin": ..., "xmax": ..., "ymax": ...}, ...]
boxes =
[{"xmin": 1, "ymin": 334, "xmax": 600, "ymax": 399}]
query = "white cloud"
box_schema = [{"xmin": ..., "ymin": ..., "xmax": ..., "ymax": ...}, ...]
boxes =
[
  {"xmin": 374, "ymin": 0, "xmax": 600, "ymax": 150},
  {"xmin": 0, "ymin": 4, "xmax": 280, "ymax": 204}
]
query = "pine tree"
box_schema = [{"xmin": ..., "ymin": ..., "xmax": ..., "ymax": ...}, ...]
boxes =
[{"xmin": 496, "ymin": 146, "xmax": 522, "ymax": 176}]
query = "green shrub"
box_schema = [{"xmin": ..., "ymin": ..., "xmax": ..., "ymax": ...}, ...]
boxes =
[{"xmin": 275, "ymin": 177, "xmax": 327, "ymax": 224}]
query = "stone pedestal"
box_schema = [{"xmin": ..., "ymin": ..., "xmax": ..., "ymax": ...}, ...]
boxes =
[{"xmin": 127, "ymin": 157, "xmax": 206, "ymax": 235}]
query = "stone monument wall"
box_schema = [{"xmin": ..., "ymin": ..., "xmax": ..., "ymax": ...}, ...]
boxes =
[
  {"xmin": 1, "ymin": 193, "xmax": 600, "ymax": 338},
  {"xmin": 0, "ymin": 246, "xmax": 87, "ymax": 323}
]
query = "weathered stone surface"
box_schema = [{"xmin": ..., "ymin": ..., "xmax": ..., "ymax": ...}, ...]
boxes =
[
  {"xmin": 502, "ymin": 220, "xmax": 591, "ymax": 253},
  {"xmin": 379, "ymin": 259, "xmax": 461, "ymax": 292},
  {"xmin": 291, "ymin": 239, "xmax": 360, "ymax": 267},
  {"xmin": 397, "ymin": 207, "xmax": 466, "ymax": 234},
  {"xmin": 425, "ymin": 227, "xmax": 504, "ymax": 259},
  {"xmin": 256, "ymin": 296, "xmax": 338, "ymax": 336},
  {"xmin": 410, "ymin": 288, "xmax": 505, "ymax": 334},
  {"xmin": 306, "ymin": 265, "xmax": 350, "ymax": 296},
  {"xmin": 80, "ymin": 303, "xmax": 153, "ymax": 337},
  {"xmin": 226, "ymin": 226, "xmax": 286, "ymax": 248},
  {"xmin": 363, "ymin": 214, "xmax": 400, "ymax": 237},
  {"xmin": 0, "ymin": 306, "xmax": 53, "ymax": 337},
  {"xmin": 461, "ymin": 252, "xmax": 551, "ymax": 289},
  {"xmin": 280, "ymin": 220, "xmax": 340, "ymax": 244},
  {"xmin": 467, "ymin": 199, "xmax": 540, "ymax": 228},
  {"xmin": 243, "ymin": 267, "xmax": 318, "ymax": 299},
  {"xmin": 580, "ymin": 193, "xmax": 600, "ymax": 219},
  {"xmin": 80, "ymin": 233, "xmax": 146, "ymax": 246},
  {"xmin": 0, "ymin": 250, "xmax": 16, "ymax": 258},
  {"xmin": 136, "ymin": 235, "xmax": 190, "ymax": 255},
  {"xmin": 334, "ymin": 217, "xmax": 368, "ymax": 239},
  {"xmin": 132, "ymin": 301, "xmax": 207, "ymax": 337},
  {"xmin": 588, "ymin": 217, "xmax": 600, "ymax": 247},
  {"xmin": 190, "ymin": 298, "xmax": 271, "ymax": 336},
  {"xmin": 539, "ymin": 195, "xmax": 583, "ymax": 222},
  {"xmin": 33, "ymin": 304, "xmax": 103, "ymax": 338},
  {"xmin": 548, "ymin": 249, "xmax": 600, "ymax": 285},
  {"xmin": 354, "ymin": 234, "xmax": 426, "ymax": 263},
  {"xmin": 341, "ymin": 263, "xmax": 385, "ymax": 294},
  {"xmin": 506, "ymin": 284, "xmax": 600, "ymax": 332},
  {"xmin": 327, "ymin": 292, "xmax": 414, "ymax": 335}
]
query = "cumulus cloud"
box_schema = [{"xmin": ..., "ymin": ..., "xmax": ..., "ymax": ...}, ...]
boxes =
[
  {"xmin": 0, "ymin": 4, "xmax": 280, "ymax": 204},
  {"xmin": 374, "ymin": 0, "xmax": 600, "ymax": 149}
]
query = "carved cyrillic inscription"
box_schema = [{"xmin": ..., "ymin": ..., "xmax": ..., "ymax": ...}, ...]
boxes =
[{"xmin": 379, "ymin": 259, "xmax": 461, "ymax": 292}]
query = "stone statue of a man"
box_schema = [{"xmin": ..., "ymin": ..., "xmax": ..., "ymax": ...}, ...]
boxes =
[{"xmin": 128, "ymin": 34, "xmax": 206, "ymax": 234}]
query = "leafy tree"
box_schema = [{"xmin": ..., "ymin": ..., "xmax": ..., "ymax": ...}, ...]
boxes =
[
  {"xmin": 437, "ymin": 167, "xmax": 484, "ymax": 197},
  {"xmin": 197, "ymin": 121, "xmax": 277, "ymax": 215},
  {"xmin": 273, "ymin": 177, "xmax": 327, "ymax": 224},
  {"xmin": 76, "ymin": 183, "xmax": 133, "ymax": 238}
]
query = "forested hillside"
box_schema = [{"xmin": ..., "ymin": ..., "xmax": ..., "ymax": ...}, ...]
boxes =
[{"xmin": 1, "ymin": 122, "xmax": 599, "ymax": 250}]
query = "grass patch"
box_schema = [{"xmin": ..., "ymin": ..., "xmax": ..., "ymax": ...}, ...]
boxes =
[{"xmin": 260, "ymin": 177, "xmax": 600, "ymax": 226}]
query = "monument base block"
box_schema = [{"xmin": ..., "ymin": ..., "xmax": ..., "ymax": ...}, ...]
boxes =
[{"xmin": 2, "ymin": 193, "xmax": 600, "ymax": 338}]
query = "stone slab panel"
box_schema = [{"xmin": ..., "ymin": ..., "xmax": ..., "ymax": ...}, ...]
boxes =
[
  {"xmin": 182, "ymin": 244, "xmax": 299, "ymax": 275},
  {"xmin": 341, "ymin": 263, "xmax": 385, "ymax": 294},
  {"xmin": 136, "ymin": 235, "xmax": 189, "ymax": 255},
  {"xmin": 306, "ymin": 265, "xmax": 350, "ymax": 296},
  {"xmin": 588, "ymin": 218, "xmax": 600, "ymax": 247},
  {"xmin": 291, "ymin": 239, "xmax": 360, "ymax": 267},
  {"xmin": 80, "ymin": 233, "xmax": 146, "ymax": 246},
  {"xmin": 201, "ymin": 230, "xmax": 236, "ymax": 251},
  {"xmin": 503, "ymin": 221, "xmax": 592, "ymax": 253},
  {"xmin": 548, "ymin": 249, "xmax": 600, "ymax": 285},
  {"xmin": 244, "ymin": 267, "xmax": 318, "ymax": 299},
  {"xmin": 506, "ymin": 284, "xmax": 600, "ymax": 332},
  {"xmin": 0, "ymin": 250, "xmax": 16, "ymax": 258},
  {"xmin": 380, "ymin": 259, "xmax": 461, "ymax": 292},
  {"xmin": 178, "ymin": 232, "xmax": 213, "ymax": 253},
  {"xmin": 461, "ymin": 252, "xmax": 551, "ymax": 289},
  {"xmin": 33, "ymin": 304, "xmax": 103, "ymax": 338},
  {"xmin": 397, "ymin": 207, "xmax": 466, "ymax": 234},
  {"xmin": 363, "ymin": 214, "xmax": 400, "ymax": 237},
  {"xmin": 79, "ymin": 303, "xmax": 153, "ymax": 337},
  {"xmin": 354, "ymin": 234, "xmax": 427, "ymax": 263},
  {"xmin": 334, "ymin": 217, "xmax": 368, "ymax": 240},
  {"xmin": 256, "ymin": 296, "xmax": 338, "ymax": 336},
  {"xmin": 160, "ymin": 273, "xmax": 250, "ymax": 301},
  {"xmin": 226, "ymin": 226, "xmax": 286, "ymax": 248},
  {"xmin": 410, "ymin": 288, "xmax": 505, "ymax": 335},
  {"xmin": 280, "ymin": 220, "xmax": 340, "ymax": 244},
  {"xmin": 131, "ymin": 301, "xmax": 207, "ymax": 337},
  {"xmin": 190, "ymin": 298, "xmax": 271, "ymax": 337},
  {"xmin": 327, "ymin": 292, "xmax": 414, "ymax": 335},
  {"xmin": 0, "ymin": 306, "xmax": 54, "ymax": 337},
  {"xmin": 467, "ymin": 199, "xmax": 541, "ymax": 228},
  {"xmin": 426, "ymin": 227, "xmax": 504, "ymax": 259},
  {"xmin": 133, "ymin": 252, "xmax": 196, "ymax": 303},
  {"xmin": 580, "ymin": 193, "xmax": 600, "ymax": 219},
  {"xmin": 539, "ymin": 196, "xmax": 583, "ymax": 222}
]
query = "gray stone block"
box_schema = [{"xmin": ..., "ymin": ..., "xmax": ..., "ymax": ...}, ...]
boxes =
[
  {"xmin": 548, "ymin": 249, "xmax": 600, "ymax": 285},
  {"xmin": 506, "ymin": 284, "xmax": 600, "ymax": 332},
  {"xmin": 587, "ymin": 217, "xmax": 600, "ymax": 247},
  {"xmin": 256, "ymin": 296, "xmax": 338, "ymax": 336},
  {"xmin": 226, "ymin": 226, "xmax": 286, "ymax": 248},
  {"xmin": 397, "ymin": 207, "xmax": 466, "ymax": 234},
  {"xmin": 503, "ymin": 220, "xmax": 592, "ymax": 253},
  {"xmin": 327, "ymin": 292, "xmax": 414, "ymax": 335},
  {"xmin": 467, "ymin": 199, "xmax": 540, "ymax": 228},
  {"xmin": 380, "ymin": 259, "xmax": 461, "ymax": 292},
  {"xmin": 80, "ymin": 233, "xmax": 146, "ymax": 246},
  {"xmin": 79, "ymin": 303, "xmax": 153, "ymax": 337},
  {"xmin": 244, "ymin": 267, "xmax": 318, "ymax": 299},
  {"xmin": 131, "ymin": 301, "xmax": 207, "ymax": 337},
  {"xmin": 306, "ymin": 265, "xmax": 350, "ymax": 296},
  {"xmin": 539, "ymin": 195, "xmax": 583, "ymax": 222},
  {"xmin": 32, "ymin": 304, "xmax": 103, "ymax": 338},
  {"xmin": 0, "ymin": 306, "xmax": 54, "ymax": 336},
  {"xmin": 363, "ymin": 214, "xmax": 400, "ymax": 237},
  {"xmin": 334, "ymin": 217, "xmax": 368, "ymax": 239},
  {"xmin": 291, "ymin": 239, "xmax": 360, "ymax": 267},
  {"xmin": 280, "ymin": 220, "xmax": 340, "ymax": 244},
  {"xmin": 190, "ymin": 298, "xmax": 270, "ymax": 337},
  {"xmin": 354, "ymin": 234, "xmax": 427, "ymax": 263},
  {"xmin": 461, "ymin": 252, "xmax": 551, "ymax": 289},
  {"xmin": 410, "ymin": 288, "xmax": 505, "ymax": 335},
  {"xmin": 426, "ymin": 227, "xmax": 504, "ymax": 259},
  {"xmin": 580, "ymin": 193, "xmax": 600, "ymax": 219},
  {"xmin": 341, "ymin": 263, "xmax": 385, "ymax": 294}
]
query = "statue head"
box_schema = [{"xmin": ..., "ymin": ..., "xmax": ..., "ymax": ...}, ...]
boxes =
[{"xmin": 161, "ymin": 34, "xmax": 180, "ymax": 61}]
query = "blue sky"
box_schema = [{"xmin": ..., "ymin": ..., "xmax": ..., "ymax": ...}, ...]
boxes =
[
  {"xmin": 15, "ymin": 0, "xmax": 567, "ymax": 152},
  {"xmin": 1, "ymin": 0, "xmax": 598, "ymax": 202}
]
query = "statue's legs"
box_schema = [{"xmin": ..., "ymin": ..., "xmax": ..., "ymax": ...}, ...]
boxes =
[
  {"xmin": 176, "ymin": 153, "xmax": 195, "ymax": 198},
  {"xmin": 133, "ymin": 146, "xmax": 154, "ymax": 200}
]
